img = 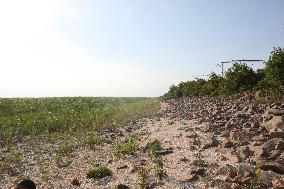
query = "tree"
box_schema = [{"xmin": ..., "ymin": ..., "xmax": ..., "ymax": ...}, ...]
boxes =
[
  {"xmin": 260, "ymin": 47, "xmax": 284, "ymax": 91},
  {"xmin": 223, "ymin": 63, "xmax": 257, "ymax": 94}
]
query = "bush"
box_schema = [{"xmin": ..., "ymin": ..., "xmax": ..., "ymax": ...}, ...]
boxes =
[
  {"xmin": 223, "ymin": 63, "xmax": 258, "ymax": 94},
  {"xmin": 165, "ymin": 47, "xmax": 284, "ymax": 98},
  {"xmin": 83, "ymin": 133, "xmax": 103, "ymax": 148},
  {"xmin": 138, "ymin": 167, "xmax": 149, "ymax": 189},
  {"xmin": 86, "ymin": 166, "xmax": 112, "ymax": 179},
  {"xmin": 113, "ymin": 137, "xmax": 139, "ymax": 159},
  {"xmin": 146, "ymin": 139, "xmax": 162, "ymax": 157},
  {"xmin": 259, "ymin": 47, "xmax": 284, "ymax": 92}
]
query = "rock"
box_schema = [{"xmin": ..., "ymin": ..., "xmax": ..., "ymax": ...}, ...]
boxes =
[
  {"xmin": 155, "ymin": 148, "xmax": 173, "ymax": 155},
  {"xmin": 230, "ymin": 130, "xmax": 249, "ymax": 144},
  {"xmin": 272, "ymin": 178, "xmax": 284, "ymax": 189},
  {"xmin": 190, "ymin": 168, "xmax": 206, "ymax": 176},
  {"xmin": 216, "ymin": 164, "xmax": 237, "ymax": 178},
  {"xmin": 71, "ymin": 178, "xmax": 80, "ymax": 186},
  {"xmin": 220, "ymin": 131, "xmax": 230, "ymax": 138},
  {"xmin": 261, "ymin": 116, "xmax": 284, "ymax": 132},
  {"xmin": 223, "ymin": 140, "xmax": 234, "ymax": 148},
  {"xmin": 269, "ymin": 130, "xmax": 284, "ymax": 138},
  {"xmin": 230, "ymin": 183, "xmax": 246, "ymax": 189},
  {"xmin": 256, "ymin": 159, "xmax": 284, "ymax": 174},
  {"xmin": 117, "ymin": 165, "xmax": 128, "ymax": 169},
  {"xmin": 148, "ymin": 181, "xmax": 164, "ymax": 188},
  {"xmin": 259, "ymin": 170, "xmax": 282, "ymax": 188},
  {"xmin": 180, "ymin": 157, "xmax": 189, "ymax": 163},
  {"xmin": 180, "ymin": 174, "xmax": 199, "ymax": 182},
  {"xmin": 243, "ymin": 122, "xmax": 251, "ymax": 128},
  {"xmin": 239, "ymin": 146, "xmax": 254, "ymax": 160},
  {"xmin": 116, "ymin": 184, "xmax": 129, "ymax": 189},
  {"xmin": 268, "ymin": 108, "xmax": 284, "ymax": 116},
  {"xmin": 250, "ymin": 121, "xmax": 260, "ymax": 129},
  {"xmin": 234, "ymin": 111, "xmax": 249, "ymax": 118},
  {"xmin": 251, "ymin": 140, "xmax": 263, "ymax": 146},
  {"xmin": 203, "ymin": 135, "xmax": 220, "ymax": 149},
  {"xmin": 168, "ymin": 120, "xmax": 174, "ymax": 125},
  {"xmin": 261, "ymin": 138, "xmax": 284, "ymax": 158}
]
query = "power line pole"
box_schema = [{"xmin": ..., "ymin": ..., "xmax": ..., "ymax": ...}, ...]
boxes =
[{"xmin": 218, "ymin": 59, "xmax": 265, "ymax": 78}]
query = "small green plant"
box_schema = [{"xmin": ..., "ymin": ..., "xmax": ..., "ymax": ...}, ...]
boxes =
[
  {"xmin": 56, "ymin": 140, "xmax": 73, "ymax": 167},
  {"xmin": 146, "ymin": 139, "xmax": 162, "ymax": 157},
  {"xmin": 113, "ymin": 137, "xmax": 139, "ymax": 159},
  {"xmin": 138, "ymin": 167, "xmax": 149, "ymax": 189},
  {"xmin": 194, "ymin": 137, "xmax": 208, "ymax": 167},
  {"xmin": 146, "ymin": 139, "xmax": 167, "ymax": 180},
  {"xmin": 246, "ymin": 166, "xmax": 261, "ymax": 189},
  {"xmin": 57, "ymin": 140, "xmax": 73, "ymax": 156},
  {"xmin": 194, "ymin": 151, "xmax": 208, "ymax": 167},
  {"xmin": 0, "ymin": 150, "xmax": 23, "ymax": 173},
  {"xmin": 153, "ymin": 156, "xmax": 167, "ymax": 180},
  {"xmin": 86, "ymin": 166, "xmax": 112, "ymax": 179},
  {"xmin": 194, "ymin": 157, "xmax": 208, "ymax": 167},
  {"xmin": 83, "ymin": 133, "xmax": 103, "ymax": 148}
]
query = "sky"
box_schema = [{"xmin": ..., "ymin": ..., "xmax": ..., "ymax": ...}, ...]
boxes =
[{"xmin": 0, "ymin": 0, "xmax": 283, "ymax": 97}]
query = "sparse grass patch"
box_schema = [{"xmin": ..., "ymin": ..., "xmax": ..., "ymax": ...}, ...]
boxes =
[
  {"xmin": 246, "ymin": 166, "xmax": 261, "ymax": 189},
  {"xmin": 153, "ymin": 156, "xmax": 167, "ymax": 180},
  {"xmin": 138, "ymin": 167, "xmax": 149, "ymax": 189},
  {"xmin": 82, "ymin": 132, "xmax": 104, "ymax": 148},
  {"xmin": 0, "ymin": 150, "xmax": 23, "ymax": 174},
  {"xmin": 194, "ymin": 137, "xmax": 208, "ymax": 167},
  {"xmin": 86, "ymin": 166, "xmax": 112, "ymax": 179},
  {"xmin": 145, "ymin": 139, "xmax": 167, "ymax": 180},
  {"xmin": 113, "ymin": 137, "xmax": 139, "ymax": 159},
  {"xmin": 55, "ymin": 140, "xmax": 73, "ymax": 167},
  {"xmin": 193, "ymin": 158, "xmax": 208, "ymax": 167},
  {"xmin": 146, "ymin": 139, "xmax": 162, "ymax": 157},
  {"xmin": 0, "ymin": 97, "xmax": 160, "ymax": 145}
]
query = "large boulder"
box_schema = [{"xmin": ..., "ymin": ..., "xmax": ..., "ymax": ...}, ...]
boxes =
[
  {"xmin": 256, "ymin": 159, "xmax": 284, "ymax": 174},
  {"xmin": 261, "ymin": 116, "xmax": 284, "ymax": 132}
]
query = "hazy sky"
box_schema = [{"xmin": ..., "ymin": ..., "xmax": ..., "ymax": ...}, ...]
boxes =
[{"xmin": 0, "ymin": 0, "xmax": 283, "ymax": 97}]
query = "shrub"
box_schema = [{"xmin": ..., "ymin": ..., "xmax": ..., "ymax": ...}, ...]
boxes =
[
  {"xmin": 113, "ymin": 137, "xmax": 139, "ymax": 159},
  {"xmin": 86, "ymin": 166, "xmax": 112, "ymax": 179},
  {"xmin": 165, "ymin": 47, "xmax": 284, "ymax": 98},
  {"xmin": 259, "ymin": 47, "xmax": 284, "ymax": 92},
  {"xmin": 57, "ymin": 140, "xmax": 73, "ymax": 157},
  {"xmin": 153, "ymin": 157, "xmax": 167, "ymax": 180},
  {"xmin": 0, "ymin": 150, "xmax": 23, "ymax": 173},
  {"xmin": 138, "ymin": 167, "xmax": 149, "ymax": 189},
  {"xmin": 223, "ymin": 63, "xmax": 258, "ymax": 94},
  {"xmin": 146, "ymin": 139, "xmax": 162, "ymax": 157},
  {"xmin": 83, "ymin": 133, "xmax": 103, "ymax": 148},
  {"xmin": 56, "ymin": 140, "xmax": 73, "ymax": 167}
]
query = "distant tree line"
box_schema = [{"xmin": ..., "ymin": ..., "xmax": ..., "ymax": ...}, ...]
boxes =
[{"xmin": 165, "ymin": 47, "xmax": 284, "ymax": 97}]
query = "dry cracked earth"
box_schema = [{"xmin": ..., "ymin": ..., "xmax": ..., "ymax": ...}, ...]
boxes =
[{"xmin": 1, "ymin": 92, "xmax": 284, "ymax": 189}]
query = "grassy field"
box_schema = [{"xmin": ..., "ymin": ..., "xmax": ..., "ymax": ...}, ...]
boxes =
[{"xmin": 0, "ymin": 97, "xmax": 160, "ymax": 145}]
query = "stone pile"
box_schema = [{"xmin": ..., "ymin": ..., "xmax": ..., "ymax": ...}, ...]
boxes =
[{"xmin": 162, "ymin": 92, "xmax": 284, "ymax": 188}]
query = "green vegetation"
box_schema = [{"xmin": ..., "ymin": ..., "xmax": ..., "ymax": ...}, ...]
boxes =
[
  {"xmin": 246, "ymin": 166, "xmax": 261, "ymax": 189},
  {"xmin": 0, "ymin": 150, "xmax": 23, "ymax": 174},
  {"xmin": 113, "ymin": 137, "xmax": 139, "ymax": 159},
  {"xmin": 146, "ymin": 139, "xmax": 162, "ymax": 157},
  {"xmin": 153, "ymin": 156, "xmax": 167, "ymax": 180},
  {"xmin": 138, "ymin": 167, "xmax": 149, "ymax": 189},
  {"xmin": 83, "ymin": 132, "xmax": 104, "ymax": 148},
  {"xmin": 55, "ymin": 140, "xmax": 74, "ymax": 167},
  {"xmin": 165, "ymin": 47, "xmax": 284, "ymax": 97},
  {"xmin": 86, "ymin": 166, "xmax": 112, "ymax": 179},
  {"xmin": 0, "ymin": 97, "xmax": 160, "ymax": 145},
  {"xmin": 194, "ymin": 137, "xmax": 208, "ymax": 167},
  {"xmin": 146, "ymin": 139, "xmax": 167, "ymax": 180}
]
